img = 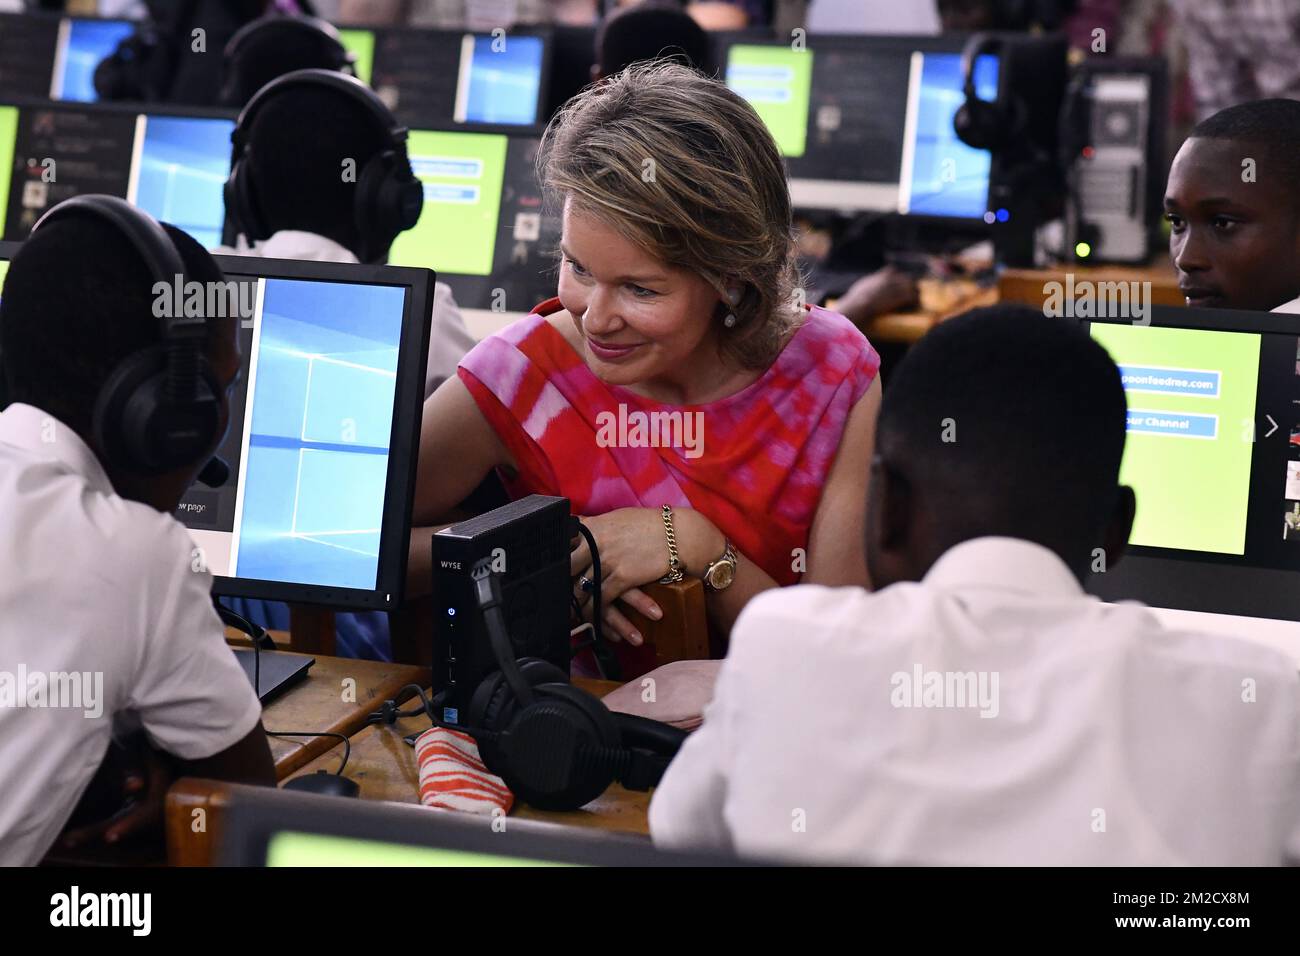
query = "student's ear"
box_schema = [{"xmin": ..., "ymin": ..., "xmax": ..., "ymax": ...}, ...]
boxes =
[
  {"xmin": 865, "ymin": 456, "xmax": 914, "ymax": 588},
  {"xmin": 1101, "ymin": 484, "xmax": 1136, "ymax": 571}
]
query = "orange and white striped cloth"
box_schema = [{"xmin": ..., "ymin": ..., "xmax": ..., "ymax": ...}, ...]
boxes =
[{"xmin": 414, "ymin": 727, "xmax": 514, "ymax": 815}]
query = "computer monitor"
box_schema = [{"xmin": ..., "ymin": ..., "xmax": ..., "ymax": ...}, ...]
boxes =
[
  {"xmin": 336, "ymin": 28, "xmax": 375, "ymax": 85},
  {"xmin": 370, "ymin": 27, "xmax": 550, "ymax": 130},
  {"xmin": 0, "ymin": 12, "xmax": 62, "ymax": 101},
  {"xmin": 1084, "ymin": 305, "xmax": 1300, "ymax": 621},
  {"xmin": 50, "ymin": 15, "xmax": 135, "ymax": 102},
  {"xmin": 718, "ymin": 34, "xmax": 998, "ymax": 221},
  {"xmin": 0, "ymin": 99, "xmax": 235, "ymax": 248},
  {"xmin": 219, "ymin": 785, "xmax": 747, "ymax": 866},
  {"xmin": 181, "ymin": 255, "xmax": 433, "ymax": 611},
  {"xmin": 387, "ymin": 125, "xmax": 560, "ymax": 328}
]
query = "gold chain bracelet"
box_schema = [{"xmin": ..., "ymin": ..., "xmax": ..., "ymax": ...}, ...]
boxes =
[{"xmin": 659, "ymin": 504, "xmax": 685, "ymax": 583}]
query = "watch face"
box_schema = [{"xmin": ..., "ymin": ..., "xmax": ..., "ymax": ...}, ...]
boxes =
[{"xmin": 709, "ymin": 561, "xmax": 736, "ymax": 590}]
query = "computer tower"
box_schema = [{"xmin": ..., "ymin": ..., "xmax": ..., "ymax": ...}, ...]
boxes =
[
  {"xmin": 431, "ymin": 494, "xmax": 572, "ymax": 723},
  {"xmin": 1063, "ymin": 57, "xmax": 1168, "ymax": 264}
]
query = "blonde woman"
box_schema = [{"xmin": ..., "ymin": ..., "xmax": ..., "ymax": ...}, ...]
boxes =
[{"xmin": 410, "ymin": 62, "xmax": 881, "ymax": 665}]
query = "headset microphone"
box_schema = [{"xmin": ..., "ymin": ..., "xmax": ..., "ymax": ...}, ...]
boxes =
[{"xmin": 197, "ymin": 455, "xmax": 230, "ymax": 487}]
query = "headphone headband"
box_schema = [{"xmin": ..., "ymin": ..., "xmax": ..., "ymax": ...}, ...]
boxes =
[
  {"xmin": 233, "ymin": 68, "xmax": 409, "ymax": 153},
  {"xmin": 223, "ymin": 13, "xmax": 353, "ymax": 64}
]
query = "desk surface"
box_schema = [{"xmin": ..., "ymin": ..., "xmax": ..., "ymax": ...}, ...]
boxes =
[
  {"xmin": 230, "ymin": 640, "xmax": 430, "ymax": 779},
  {"xmin": 287, "ymin": 678, "xmax": 653, "ymax": 837}
]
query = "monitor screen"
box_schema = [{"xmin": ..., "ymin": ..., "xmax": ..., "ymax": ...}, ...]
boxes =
[
  {"xmin": 1085, "ymin": 307, "xmax": 1300, "ymax": 620},
  {"xmin": 899, "ymin": 51, "xmax": 997, "ymax": 219},
  {"xmin": 183, "ymin": 257, "xmax": 432, "ymax": 609},
  {"xmin": 389, "ymin": 127, "xmax": 559, "ymax": 319},
  {"xmin": 129, "ymin": 114, "xmax": 234, "ymax": 249},
  {"xmin": 266, "ymin": 832, "xmax": 569, "ymax": 867},
  {"xmin": 52, "ymin": 17, "xmax": 134, "ymax": 102},
  {"xmin": 371, "ymin": 28, "xmax": 547, "ymax": 129},
  {"xmin": 454, "ymin": 33, "xmax": 546, "ymax": 126},
  {"xmin": 337, "ymin": 28, "xmax": 375, "ymax": 85},
  {"xmin": 0, "ymin": 101, "xmax": 234, "ymax": 248},
  {"xmin": 0, "ymin": 13, "xmax": 61, "ymax": 100},
  {"xmin": 722, "ymin": 35, "xmax": 997, "ymax": 219}
]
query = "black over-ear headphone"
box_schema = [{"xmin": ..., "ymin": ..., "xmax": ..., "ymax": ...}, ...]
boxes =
[
  {"xmin": 31, "ymin": 196, "xmax": 221, "ymax": 475},
  {"xmin": 400, "ymin": 562, "xmax": 687, "ymax": 811},
  {"xmin": 953, "ymin": 32, "xmax": 1025, "ymax": 153},
  {"xmin": 224, "ymin": 69, "xmax": 424, "ymax": 264},
  {"xmin": 218, "ymin": 14, "xmax": 358, "ymax": 108}
]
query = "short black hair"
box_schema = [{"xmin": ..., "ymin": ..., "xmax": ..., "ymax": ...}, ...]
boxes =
[
  {"xmin": 1189, "ymin": 98, "xmax": 1300, "ymax": 202},
  {"xmin": 219, "ymin": 16, "xmax": 353, "ymax": 108},
  {"xmin": 244, "ymin": 84, "xmax": 391, "ymax": 254},
  {"xmin": 877, "ymin": 304, "xmax": 1128, "ymax": 556},
  {"xmin": 0, "ymin": 215, "xmax": 224, "ymax": 436},
  {"xmin": 596, "ymin": 0, "xmax": 711, "ymax": 77}
]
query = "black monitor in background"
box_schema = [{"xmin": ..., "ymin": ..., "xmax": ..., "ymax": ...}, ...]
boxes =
[
  {"xmin": 370, "ymin": 26, "xmax": 552, "ymax": 131},
  {"xmin": 0, "ymin": 97, "xmax": 237, "ymax": 249},
  {"xmin": 0, "ymin": 11, "xmax": 135, "ymax": 103},
  {"xmin": 1084, "ymin": 305, "xmax": 1300, "ymax": 622},
  {"xmin": 387, "ymin": 124, "xmax": 560, "ymax": 324},
  {"xmin": 545, "ymin": 24, "xmax": 596, "ymax": 120},
  {"xmin": 179, "ymin": 255, "xmax": 433, "ymax": 612},
  {"xmin": 0, "ymin": 12, "xmax": 61, "ymax": 100},
  {"xmin": 219, "ymin": 785, "xmax": 751, "ymax": 866}
]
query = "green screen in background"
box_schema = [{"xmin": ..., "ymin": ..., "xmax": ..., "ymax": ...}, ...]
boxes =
[
  {"xmin": 0, "ymin": 106, "xmax": 18, "ymax": 239},
  {"xmin": 725, "ymin": 45, "xmax": 813, "ymax": 158},
  {"xmin": 266, "ymin": 831, "xmax": 569, "ymax": 867},
  {"xmin": 388, "ymin": 130, "xmax": 507, "ymax": 277},
  {"xmin": 1090, "ymin": 323, "xmax": 1260, "ymax": 555},
  {"xmin": 337, "ymin": 30, "xmax": 375, "ymax": 86}
]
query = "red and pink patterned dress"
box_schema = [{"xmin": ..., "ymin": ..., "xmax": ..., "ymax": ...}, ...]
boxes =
[{"xmin": 458, "ymin": 298, "xmax": 880, "ymax": 586}]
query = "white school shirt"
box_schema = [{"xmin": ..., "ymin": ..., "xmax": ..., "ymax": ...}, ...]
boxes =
[
  {"xmin": 215, "ymin": 230, "xmax": 476, "ymax": 399},
  {"xmin": 1273, "ymin": 295, "xmax": 1300, "ymax": 313},
  {"xmin": 0, "ymin": 404, "xmax": 263, "ymax": 866},
  {"xmin": 649, "ymin": 537, "xmax": 1300, "ymax": 866}
]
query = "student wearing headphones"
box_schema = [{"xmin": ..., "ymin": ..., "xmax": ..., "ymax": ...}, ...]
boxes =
[
  {"xmin": 219, "ymin": 69, "xmax": 473, "ymax": 402},
  {"xmin": 0, "ymin": 196, "xmax": 275, "ymax": 866},
  {"xmin": 217, "ymin": 13, "xmax": 360, "ymax": 109}
]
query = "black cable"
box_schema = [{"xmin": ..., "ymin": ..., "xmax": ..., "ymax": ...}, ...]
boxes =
[
  {"xmin": 267, "ymin": 730, "xmax": 351, "ymax": 776},
  {"xmin": 573, "ymin": 518, "xmax": 621, "ymax": 681},
  {"xmin": 473, "ymin": 559, "xmax": 536, "ymax": 706},
  {"xmin": 216, "ymin": 599, "xmax": 274, "ymax": 698}
]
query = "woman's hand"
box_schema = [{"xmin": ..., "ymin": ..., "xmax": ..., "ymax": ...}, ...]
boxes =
[{"xmin": 570, "ymin": 507, "xmax": 724, "ymax": 645}]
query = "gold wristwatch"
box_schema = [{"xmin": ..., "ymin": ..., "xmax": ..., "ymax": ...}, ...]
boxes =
[{"xmin": 703, "ymin": 540, "xmax": 738, "ymax": 592}]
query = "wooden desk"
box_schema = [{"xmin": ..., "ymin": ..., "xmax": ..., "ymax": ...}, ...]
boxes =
[
  {"xmin": 286, "ymin": 678, "xmax": 652, "ymax": 837},
  {"xmin": 998, "ymin": 260, "xmax": 1182, "ymax": 308},
  {"xmin": 866, "ymin": 276, "xmax": 997, "ymax": 344},
  {"xmin": 240, "ymin": 647, "xmax": 430, "ymax": 779}
]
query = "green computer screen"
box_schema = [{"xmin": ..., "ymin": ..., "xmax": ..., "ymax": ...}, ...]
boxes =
[
  {"xmin": 724, "ymin": 44, "xmax": 813, "ymax": 158},
  {"xmin": 1090, "ymin": 323, "xmax": 1260, "ymax": 555},
  {"xmin": 388, "ymin": 130, "xmax": 508, "ymax": 278},
  {"xmin": 266, "ymin": 831, "xmax": 570, "ymax": 867},
  {"xmin": 0, "ymin": 105, "xmax": 19, "ymax": 239},
  {"xmin": 338, "ymin": 29, "xmax": 376, "ymax": 86}
]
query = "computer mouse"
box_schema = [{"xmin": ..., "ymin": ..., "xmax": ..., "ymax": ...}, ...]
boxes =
[{"xmin": 282, "ymin": 771, "xmax": 360, "ymax": 798}]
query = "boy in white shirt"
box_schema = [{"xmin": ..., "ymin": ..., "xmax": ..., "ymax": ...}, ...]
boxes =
[
  {"xmin": 0, "ymin": 197, "xmax": 274, "ymax": 866},
  {"xmin": 650, "ymin": 305, "xmax": 1300, "ymax": 865}
]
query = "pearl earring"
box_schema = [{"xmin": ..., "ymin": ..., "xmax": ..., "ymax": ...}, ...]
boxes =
[{"xmin": 723, "ymin": 313, "xmax": 737, "ymax": 328}]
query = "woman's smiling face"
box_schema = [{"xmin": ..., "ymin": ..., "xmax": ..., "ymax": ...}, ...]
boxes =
[{"xmin": 556, "ymin": 199, "xmax": 728, "ymax": 391}]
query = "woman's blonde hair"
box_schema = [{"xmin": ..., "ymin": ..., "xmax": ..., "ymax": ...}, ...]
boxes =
[{"xmin": 537, "ymin": 60, "xmax": 802, "ymax": 370}]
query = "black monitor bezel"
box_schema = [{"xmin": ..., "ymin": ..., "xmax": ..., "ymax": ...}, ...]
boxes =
[
  {"xmin": 206, "ymin": 253, "xmax": 433, "ymax": 612},
  {"xmin": 218, "ymin": 785, "xmax": 757, "ymax": 867},
  {"xmin": 1082, "ymin": 303, "xmax": 1300, "ymax": 620}
]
